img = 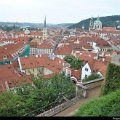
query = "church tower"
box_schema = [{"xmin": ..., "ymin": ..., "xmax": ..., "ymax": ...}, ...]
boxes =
[
  {"xmin": 93, "ymin": 16, "xmax": 102, "ymax": 30},
  {"xmin": 89, "ymin": 17, "xmax": 94, "ymax": 31},
  {"xmin": 43, "ymin": 16, "xmax": 48, "ymax": 40}
]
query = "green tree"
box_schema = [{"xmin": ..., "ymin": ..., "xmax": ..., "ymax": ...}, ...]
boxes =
[
  {"xmin": 64, "ymin": 55, "xmax": 83, "ymax": 70},
  {"xmin": 0, "ymin": 91, "xmax": 26, "ymax": 116},
  {"xmin": 102, "ymin": 63, "xmax": 120, "ymax": 95},
  {"xmin": 0, "ymin": 73, "xmax": 76, "ymax": 116}
]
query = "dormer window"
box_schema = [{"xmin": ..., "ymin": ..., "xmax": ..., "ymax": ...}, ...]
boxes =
[
  {"xmin": 3, "ymin": 55, "xmax": 7, "ymax": 60},
  {"xmin": 85, "ymin": 68, "xmax": 88, "ymax": 72}
]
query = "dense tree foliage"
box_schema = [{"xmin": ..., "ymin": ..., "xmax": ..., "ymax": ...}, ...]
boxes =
[
  {"xmin": 74, "ymin": 88, "xmax": 120, "ymax": 117},
  {"xmin": 0, "ymin": 73, "xmax": 76, "ymax": 116},
  {"xmin": 102, "ymin": 63, "xmax": 120, "ymax": 95},
  {"xmin": 0, "ymin": 25, "xmax": 20, "ymax": 32},
  {"xmin": 82, "ymin": 73, "xmax": 101, "ymax": 82},
  {"xmin": 64, "ymin": 55, "xmax": 83, "ymax": 70},
  {"xmin": 68, "ymin": 15, "xmax": 120, "ymax": 30}
]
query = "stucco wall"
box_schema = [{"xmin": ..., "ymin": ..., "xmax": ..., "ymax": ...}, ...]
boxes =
[{"xmin": 81, "ymin": 63, "xmax": 91, "ymax": 80}]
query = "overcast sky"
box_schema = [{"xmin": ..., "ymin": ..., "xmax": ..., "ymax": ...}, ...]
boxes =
[{"xmin": 0, "ymin": 0, "xmax": 120, "ymax": 24}]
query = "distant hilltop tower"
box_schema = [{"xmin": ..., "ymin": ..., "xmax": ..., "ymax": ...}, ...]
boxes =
[
  {"xmin": 89, "ymin": 17, "xmax": 94, "ymax": 31},
  {"xmin": 42, "ymin": 16, "xmax": 48, "ymax": 40}
]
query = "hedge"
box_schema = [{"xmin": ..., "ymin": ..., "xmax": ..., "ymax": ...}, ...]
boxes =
[
  {"xmin": 102, "ymin": 63, "xmax": 120, "ymax": 95},
  {"xmin": 74, "ymin": 88, "xmax": 120, "ymax": 117}
]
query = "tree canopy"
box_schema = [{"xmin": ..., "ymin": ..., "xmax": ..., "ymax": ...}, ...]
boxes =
[
  {"xmin": 64, "ymin": 55, "xmax": 83, "ymax": 70},
  {"xmin": 0, "ymin": 73, "xmax": 76, "ymax": 116}
]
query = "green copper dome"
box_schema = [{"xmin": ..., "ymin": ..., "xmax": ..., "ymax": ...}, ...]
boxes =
[
  {"xmin": 94, "ymin": 17, "xmax": 102, "ymax": 24},
  {"xmin": 94, "ymin": 20, "xmax": 102, "ymax": 24}
]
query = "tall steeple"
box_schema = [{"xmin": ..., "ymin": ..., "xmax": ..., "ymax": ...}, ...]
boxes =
[
  {"xmin": 12, "ymin": 23, "xmax": 16, "ymax": 38},
  {"xmin": 89, "ymin": 17, "xmax": 94, "ymax": 31},
  {"xmin": 44, "ymin": 16, "xmax": 46, "ymax": 28},
  {"xmin": 43, "ymin": 16, "xmax": 48, "ymax": 40},
  {"xmin": 97, "ymin": 16, "xmax": 99, "ymax": 20}
]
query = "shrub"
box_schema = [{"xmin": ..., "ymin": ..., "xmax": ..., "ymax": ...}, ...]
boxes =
[
  {"xmin": 82, "ymin": 73, "xmax": 101, "ymax": 82},
  {"xmin": 74, "ymin": 89, "xmax": 120, "ymax": 117},
  {"xmin": 102, "ymin": 63, "xmax": 120, "ymax": 95}
]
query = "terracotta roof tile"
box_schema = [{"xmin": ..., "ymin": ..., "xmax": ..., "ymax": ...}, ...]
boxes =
[
  {"xmin": 0, "ymin": 64, "xmax": 32, "ymax": 93},
  {"xmin": 20, "ymin": 55, "xmax": 64, "ymax": 74},
  {"xmin": 88, "ymin": 60, "xmax": 107, "ymax": 77}
]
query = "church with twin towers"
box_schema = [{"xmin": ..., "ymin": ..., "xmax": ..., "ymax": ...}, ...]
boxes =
[{"xmin": 89, "ymin": 16, "xmax": 102, "ymax": 31}]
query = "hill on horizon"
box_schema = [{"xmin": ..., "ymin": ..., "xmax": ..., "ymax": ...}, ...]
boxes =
[{"xmin": 68, "ymin": 15, "xmax": 120, "ymax": 30}]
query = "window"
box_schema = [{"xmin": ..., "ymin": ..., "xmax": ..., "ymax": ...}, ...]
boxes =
[
  {"xmin": 3, "ymin": 55, "xmax": 7, "ymax": 60},
  {"xmin": 85, "ymin": 68, "xmax": 88, "ymax": 71}
]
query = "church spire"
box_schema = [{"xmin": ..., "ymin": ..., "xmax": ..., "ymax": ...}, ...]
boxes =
[
  {"xmin": 43, "ymin": 16, "xmax": 47, "ymax": 40},
  {"xmin": 44, "ymin": 16, "xmax": 46, "ymax": 28},
  {"xmin": 89, "ymin": 16, "xmax": 94, "ymax": 31},
  {"xmin": 97, "ymin": 16, "xmax": 99, "ymax": 20}
]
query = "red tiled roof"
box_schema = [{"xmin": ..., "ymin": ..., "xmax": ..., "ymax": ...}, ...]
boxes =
[
  {"xmin": 78, "ymin": 51, "xmax": 97, "ymax": 61},
  {"xmin": 88, "ymin": 60, "xmax": 107, "ymax": 77},
  {"xmin": 71, "ymin": 69, "xmax": 82, "ymax": 80},
  {"xmin": 30, "ymin": 31, "xmax": 43, "ymax": 36},
  {"xmin": 55, "ymin": 45, "xmax": 72, "ymax": 55},
  {"xmin": 38, "ymin": 42, "xmax": 53, "ymax": 49},
  {"xmin": 0, "ymin": 41, "xmax": 26, "ymax": 61},
  {"xmin": 30, "ymin": 42, "xmax": 38, "ymax": 48},
  {"xmin": 20, "ymin": 55, "xmax": 64, "ymax": 74},
  {"xmin": 0, "ymin": 64, "xmax": 32, "ymax": 93},
  {"xmin": 102, "ymin": 27, "xmax": 116, "ymax": 32}
]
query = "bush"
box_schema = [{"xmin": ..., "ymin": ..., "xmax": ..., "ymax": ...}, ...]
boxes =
[
  {"xmin": 102, "ymin": 63, "xmax": 120, "ymax": 95},
  {"xmin": 74, "ymin": 89, "xmax": 120, "ymax": 117},
  {"xmin": 82, "ymin": 73, "xmax": 101, "ymax": 82}
]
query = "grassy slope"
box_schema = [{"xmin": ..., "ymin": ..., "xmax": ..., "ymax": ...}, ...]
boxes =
[{"xmin": 74, "ymin": 89, "xmax": 120, "ymax": 117}]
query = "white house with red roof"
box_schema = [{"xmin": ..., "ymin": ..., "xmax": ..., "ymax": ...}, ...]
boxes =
[{"xmin": 81, "ymin": 59, "xmax": 107, "ymax": 81}]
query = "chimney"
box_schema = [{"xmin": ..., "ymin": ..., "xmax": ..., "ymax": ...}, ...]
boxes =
[
  {"xmin": 36, "ymin": 55, "xmax": 38, "ymax": 58},
  {"xmin": 59, "ymin": 60, "xmax": 61, "ymax": 64},
  {"xmin": 102, "ymin": 58, "xmax": 105, "ymax": 62},
  {"xmin": 5, "ymin": 81, "xmax": 10, "ymax": 91},
  {"xmin": 63, "ymin": 62, "xmax": 65, "ymax": 67}
]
